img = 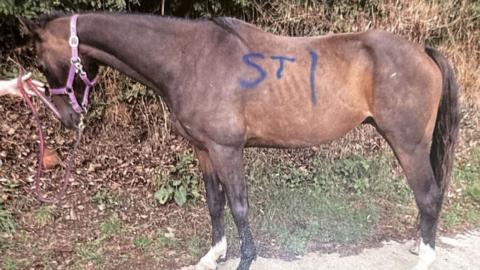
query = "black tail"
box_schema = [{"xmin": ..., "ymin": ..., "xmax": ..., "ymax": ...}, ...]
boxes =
[{"xmin": 425, "ymin": 47, "xmax": 460, "ymax": 205}]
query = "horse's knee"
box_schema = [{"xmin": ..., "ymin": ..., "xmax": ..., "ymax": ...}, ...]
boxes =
[
  {"xmin": 209, "ymin": 207, "xmax": 224, "ymax": 221},
  {"xmin": 208, "ymin": 193, "xmax": 226, "ymax": 218}
]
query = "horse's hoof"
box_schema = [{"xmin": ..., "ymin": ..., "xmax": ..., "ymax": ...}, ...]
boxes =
[
  {"xmin": 236, "ymin": 255, "xmax": 256, "ymax": 270},
  {"xmin": 409, "ymin": 239, "xmax": 420, "ymax": 255},
  {"xmin": 217, "ymin": 255, "xmax": 227, "ymax": 263}
]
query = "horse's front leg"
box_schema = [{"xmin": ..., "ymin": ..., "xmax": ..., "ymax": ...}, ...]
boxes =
[
  {"xmin": 194, "ymin": 147, "xmax": 227, "ymax": 270},
  {"xmin": 206, "ymin": 144, "xmax": 256, "ymax": 270}
]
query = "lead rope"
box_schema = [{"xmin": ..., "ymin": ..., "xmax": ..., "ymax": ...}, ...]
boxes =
[{"xmin": 17, "ymin": 73, "xmax": 84, "ymax": 203}]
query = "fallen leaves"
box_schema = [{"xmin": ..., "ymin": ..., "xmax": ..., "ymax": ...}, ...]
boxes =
[{"xmin": 42, "ymin": 147, "xmax": 60, "ymax": 169}]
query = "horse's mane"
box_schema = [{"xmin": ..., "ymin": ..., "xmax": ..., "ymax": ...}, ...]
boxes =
[
  {"xmin": 36, "ymin": 11, "xmax": 210, "ymax": 26},
  {"xmin": 35, "ymin": 11, "xmax": 67, "ymax": 27},
  {"xmin": 35, "ymin": 12, "xmax": 252, "ymax": 47}
]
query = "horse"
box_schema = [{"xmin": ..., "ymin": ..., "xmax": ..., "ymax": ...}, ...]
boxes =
[{"xmin": 19, "ymin": 12, "xmax": 459, "ymax": 270}]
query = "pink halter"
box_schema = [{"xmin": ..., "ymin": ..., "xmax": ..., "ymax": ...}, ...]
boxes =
[{"xmin": 49, "ymin": 14, "xmax": 97, "ymax": 114}]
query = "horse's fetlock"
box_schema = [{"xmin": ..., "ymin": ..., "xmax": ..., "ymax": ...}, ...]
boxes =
[{"xmin": 242, "ymin": 246, "xmax": 257, "ymax": 259}]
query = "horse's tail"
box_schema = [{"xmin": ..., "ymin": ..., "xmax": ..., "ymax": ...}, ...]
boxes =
[{"xmin": 425, "ymin": 47, "xmax": 460, "ymax": 205}]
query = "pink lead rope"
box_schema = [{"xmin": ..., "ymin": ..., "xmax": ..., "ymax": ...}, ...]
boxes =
[{"xmin": 17, "ymin": 74, "xmax": 84, "ymax": 203}]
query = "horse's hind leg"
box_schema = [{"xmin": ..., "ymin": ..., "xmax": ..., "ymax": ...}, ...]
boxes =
[
  {"xmin": 194, "ymin": 147, "xmax": 227, "ymax": 270},
  {"xmin": 375, "ymin": 125, "xmax": 441, "ymax": 270}
]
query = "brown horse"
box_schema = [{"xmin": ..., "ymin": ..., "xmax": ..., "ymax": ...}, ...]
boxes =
[{"xmin": 19, "ymin": 12, "xmax": 459, "ymax": 270}]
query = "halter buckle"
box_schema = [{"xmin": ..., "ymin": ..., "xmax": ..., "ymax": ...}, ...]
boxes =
[
  {"xmin": 71, "ymin": 57, "xmax": 81, "ymax": 65},
  {"xmin": 69, "ymin": 36, "xmax": 79, "ymax": 47}
]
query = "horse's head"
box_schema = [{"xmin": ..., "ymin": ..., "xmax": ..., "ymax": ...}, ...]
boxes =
[{"xmin": 19, "ymin": 14, "xmax": 99, "ymax": 129}]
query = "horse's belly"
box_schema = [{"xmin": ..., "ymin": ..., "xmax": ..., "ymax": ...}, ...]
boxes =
[
  {"xmin": 241, "ymin": 54, "xmax": 372, "ymax": 147},
  {"xmin": 245, "ymin": 105, "xmax": 368, "ymax": 148}
]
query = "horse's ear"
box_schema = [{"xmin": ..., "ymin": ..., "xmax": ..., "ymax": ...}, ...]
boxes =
[{"xmin": 17, "ymin": 16, "xmax": 39, "ymax": 38}]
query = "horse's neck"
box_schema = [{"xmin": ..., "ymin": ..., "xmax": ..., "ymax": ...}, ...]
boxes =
[{"xmin": 79, "ymin": 14, "xmax": 195, "ymax": 105}]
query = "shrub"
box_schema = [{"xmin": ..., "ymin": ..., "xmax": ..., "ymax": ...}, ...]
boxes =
[{"xmin": 153, "ymin": 151, "xmax": 201, "ymax": 206}]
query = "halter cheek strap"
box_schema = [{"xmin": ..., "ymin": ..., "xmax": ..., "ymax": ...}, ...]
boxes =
[{"xmin": 49, "ymin": 14, "xmax": 97, "ymax": 114}]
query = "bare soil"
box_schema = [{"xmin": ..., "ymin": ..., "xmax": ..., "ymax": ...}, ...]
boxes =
[{"xmin": 213, "ymin": 231, "xmax": 480, "ymax": 270}]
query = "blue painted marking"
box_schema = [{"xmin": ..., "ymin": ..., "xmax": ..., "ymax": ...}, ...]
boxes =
[
  {"xmin": 239, "ymin": 52, "xmax": 267, "ymax": 89},
  {"xmin": 271, "ymin": 55, "xmax": 296, "ymax": 79},
  {"xmin": 309, "ymin": 50, "xmax": 318, "ymax": 105}
]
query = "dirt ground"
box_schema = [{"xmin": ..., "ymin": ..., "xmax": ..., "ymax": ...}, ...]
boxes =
[{"xmin": 200, "ymin": 231, "xmax": 480, "ymax": 270}]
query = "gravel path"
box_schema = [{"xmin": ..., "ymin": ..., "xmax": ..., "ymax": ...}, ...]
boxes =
[{"xmin": 212, "ymin": 231, "xmax": 480, "ymax": 270}]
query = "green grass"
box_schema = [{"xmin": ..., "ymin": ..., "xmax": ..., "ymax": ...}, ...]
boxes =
[
  {"xmin": 466, "ymin": 183, "xmax": 480, "ymax": 203},
  {"xmin": 92, "ymin": 187, "xmax": 123, "ymax": 211},
  {"xmin": 247, "ymin": 152, "xmax": 411, "ymax": 201},
  {"xmin": 238, "ymin": 152, "xmax": 410, "ymax": 255},
  {"xmin": 72, "ymin": 215, "xmax": 122, "ymax": 268},
  {"xmin": 243, "ymin": 148, "xmax": 480, "ymax": 254},
  {"xmin": 1, "ymin": 257, "xmax": 18, "ymax": 270},
  {"xmin": 0, "ymin": 179, "xmax": 17, "ymax": 234},
  {"xmin": 186, "ymin": 234, "xmax": 207, "ymax": 259},
  {"xmin": 256, "ymin": 187, "xmax": 377, "ymax": 254},
  {"xmin": 455, "ymin": 149, "xmax": 480, "ymax": 203},
  {"xmin": 132, "ymin": 230, "xmax": 179, "ymax": 261},
  {"xmin": 0, "ymin": 207, "xmax": 15, "ymax": 233},
  {"xmin": 154, "ymin": 232, "xmax": 176, "ymax": 249},
  {"xmin": 134, "ymin": 234, "xmax": 153, "ymax": 252},
  {"xmin": 99, "ymin": 215, "xmax": 121, "ymax": 240},
  {"xmin": 443, "ymin": 147, "xmax": 480, "ymax": 229},
  {"xmin": 33, "ymin": 206, "xmax": 54, "ymax": 227},
  {"xmin": 74, "ymin": 241, "xmax": 105, "ymax": 267},
  {"xmin": 442, "ymin": 192, "xmax": 480, "ymax": 228}
]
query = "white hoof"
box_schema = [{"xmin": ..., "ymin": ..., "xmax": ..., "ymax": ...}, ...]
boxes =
[
  {"xmin": 412, "ymin": 239, "xmax": 436, "ymax": 270},
  {"xmin": 195, "ymin": 237, "xmax": 227, "ymax": 270},
  {"xmin": 409, "ymin": 238, "xmax": 420, "ymax": 255}
]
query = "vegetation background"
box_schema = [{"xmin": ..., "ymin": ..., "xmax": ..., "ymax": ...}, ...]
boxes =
[{"xmin": 0, "ymin": 0, "xmax": 479, "ymax": 269}]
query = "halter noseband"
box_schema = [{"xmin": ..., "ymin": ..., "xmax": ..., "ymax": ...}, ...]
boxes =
[{"xmin": 49, "ymin": 14, "xmax": 97, "ymax": 114}]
